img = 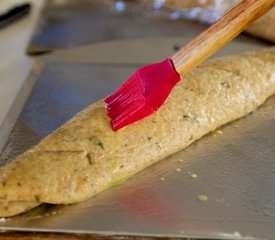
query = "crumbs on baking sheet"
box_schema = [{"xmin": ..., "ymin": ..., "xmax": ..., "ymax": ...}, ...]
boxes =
[
  {"xmin": 216, "ymin": 130, "xmax": 223, "ymax": 134},
  {"xmin": 188, "ymin": 171, "xmax": 198, "ymax": 179},
  {"xmin": 191, "ymin": 173, "xmax": 198, "ymax": 179},
  {"xmin": 198, "ymin": 195, "xmax": 208, "ymax": 201}
]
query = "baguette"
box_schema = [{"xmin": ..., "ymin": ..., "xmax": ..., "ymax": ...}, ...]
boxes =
[
  {"xmin": 1, "ymin": 47, "xmax": 275, "ymax": 217},
  {"xmin": 155, "ymin": 0, "xmax": 275, "ymax": 43},
  {"xmin": 246, "ymin": 9, "xmax": 275, "ymax": 43}
]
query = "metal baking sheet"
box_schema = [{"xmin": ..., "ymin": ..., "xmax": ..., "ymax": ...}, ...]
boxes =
[
  {"xmin": 0, "ymin": 38, "xmax": 275, "ymax": 240},
  {"xmin": 27, "ymin": 0, "xmax": 207, "ymax": 54}
]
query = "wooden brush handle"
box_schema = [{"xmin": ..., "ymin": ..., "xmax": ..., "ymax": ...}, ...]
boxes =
[{"xmin": 172, "ymin": 0, "xmax": 275, "ymax": 75}]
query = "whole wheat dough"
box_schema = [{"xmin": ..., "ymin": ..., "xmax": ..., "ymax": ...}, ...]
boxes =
[
  {"xmin": 157, "ymin": 0, "xmax": 275, "ymax": 43},
  {"xmin": 1, "ymin": 47, "xmax": 275, "ymax": 217},
  {"xmin": 246, "ymin": 9, "xmax": 275, "ymax": 43}
]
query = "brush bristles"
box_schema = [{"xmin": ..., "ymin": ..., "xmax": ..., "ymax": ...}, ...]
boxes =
[
  {"xmin": 104, "ymin": 58, "xmax": 181, "ymax": 131},
  {"xmin": 105, "ymin": 72, "xmax": 147, "ymax": 129}
]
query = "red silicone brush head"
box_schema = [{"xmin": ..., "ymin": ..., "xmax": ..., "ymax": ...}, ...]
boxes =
[{"xmin": 104, "ymin": 58, "xmax": 181, "ymax": 131}]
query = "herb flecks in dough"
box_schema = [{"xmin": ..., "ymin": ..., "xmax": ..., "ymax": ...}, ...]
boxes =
[
  {"xmin": 89, "ymin": 136, "xmax": 104, "ymax": 149},
  {"xmin": 183, "ymin": 115, "xmax": 191, "ymax": 120},
  {"xmin": 221, "ymin": 81, "xmax": 231, "ymax": 88},
  {"xmin": 0, "ymin": 195, "xmax": 7, "ymax": 200},
  {"xmin": 34, "ymin": 195, "xmax": 40, "ymax": 202},
  {"xmin": 0, "ymin": 180, "xmax": 6, "ymax": 187},
  {"xmin": 86, "ymin": 153, "xmax": 94, "ymax": 165}
]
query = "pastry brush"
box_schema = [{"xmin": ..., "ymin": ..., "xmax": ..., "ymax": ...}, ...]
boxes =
[{"xmin": 104, "ymin": 0, "xmax": 274, "ymax": 131}]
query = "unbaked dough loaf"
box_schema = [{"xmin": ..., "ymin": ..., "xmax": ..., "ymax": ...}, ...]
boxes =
[
  {"xmin": 155, "ymin": 0, "xmax": 275, "ymax": 43},
  {"xmin": 1, "ymin": 47, "xmax": 275, "ymax": 217},
  {"xmin": 246, "ymin": 9, "xmax": 275, "ymax": 43}
]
